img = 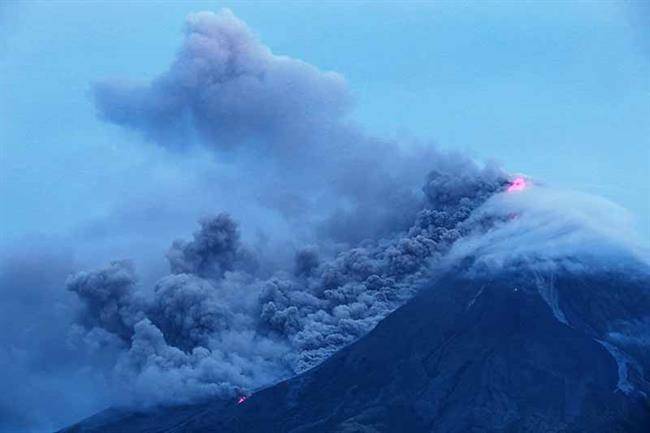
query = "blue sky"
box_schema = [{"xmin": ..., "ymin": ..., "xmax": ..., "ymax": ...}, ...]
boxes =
[{"xmin": 1, "ymin": 0, "xmax": 649, "ymax": 243}]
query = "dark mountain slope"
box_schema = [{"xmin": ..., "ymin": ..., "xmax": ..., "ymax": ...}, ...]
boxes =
[{"xmin": 61, "ymin": 267, "xmax": 650, "ymax": 433}]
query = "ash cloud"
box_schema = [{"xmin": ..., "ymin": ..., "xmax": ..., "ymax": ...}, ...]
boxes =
[
  {"xmin": 92, "ymin": 9, "xmax": 457, "ymax": 246},
  {"xmin": 66, "ymin": 260, "xmax": 142, "ymax": 341},
  {"xmin": 65, "ymin": 164, "xmax": 507, "ymax": 406},
  {"xmin": 0, "ymin": 238, "xmax": 117, "ymax": 433},
  {"xmin": 166, "ymin": 213, "xmax": 256, "ymax": 279},
  {"xmin": 10, "ymin": 8, "xmax": 513, "ymax": 416},
  {"xmin": 94, "ymin": 9, "xmax": 350, "ymax": 152}
]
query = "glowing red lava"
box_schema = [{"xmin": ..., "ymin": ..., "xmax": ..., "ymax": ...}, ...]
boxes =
[
  {"xmin": 507, "ymin": 177, "xmax": 527, "ymax": 193},
  {"xmin": 237, "ymin": 395, "xmax": 248, "ymax": 405}
]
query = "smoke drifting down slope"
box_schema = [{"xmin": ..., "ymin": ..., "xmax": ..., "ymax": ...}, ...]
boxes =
[
  {"xmin": 46, "ymin": 7, "xmax": 650, "ymax": 424},
  {"xmin": 67, "ymin": 162, "xmax": 509, "ymax": 406},
  {"xmin": 54, "ymin": 8, "xmax": 519, "ymax": 407}
]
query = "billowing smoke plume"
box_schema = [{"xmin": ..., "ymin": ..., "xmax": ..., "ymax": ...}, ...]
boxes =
[
  {"xmin": 67, "ymin": 260, "xmax": 142, "ymax": 340},
  {"xmin": 94, "ymin": 9, "xmax": 350, "ymax": 151},
  {"xmin": 62, "ymin": 9, "xmax": 648, "ymax": 410},
  {"xmin": 93, "ymin": 8, "xmax": 466, "ymax": 246},
  {"xmin": 166, "ymin": 214, "xmax": 256, "ymax": 279},
  {"xmin": 66, "ymin": 160, "xmax": 506, "ymax": 406},
  {"xmin": 65, "ymin": 10, "xmax": 513, "ymax": 406}
]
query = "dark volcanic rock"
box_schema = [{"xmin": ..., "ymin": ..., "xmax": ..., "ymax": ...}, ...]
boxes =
[{"xmin": 60, "ymin": 268, "xmax": 650, "ymax": 433}]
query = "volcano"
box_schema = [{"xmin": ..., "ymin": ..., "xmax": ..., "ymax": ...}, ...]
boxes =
[{"xmin": 60, "ymin": 260, "xmax": 650, "ymax": 433}]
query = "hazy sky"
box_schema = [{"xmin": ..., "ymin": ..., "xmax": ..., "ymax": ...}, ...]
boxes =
[{"xmin": 1, "ymin": 0, "xmax": 649, "ymax": 244}]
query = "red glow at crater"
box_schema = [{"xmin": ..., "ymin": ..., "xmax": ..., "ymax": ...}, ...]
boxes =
[{"xmin": 507, "ymin": 177, "xmax": 527, "ymax": 193}]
